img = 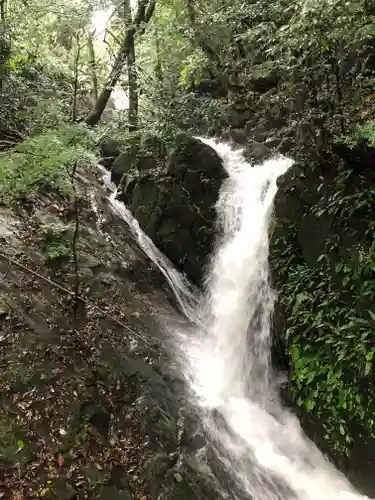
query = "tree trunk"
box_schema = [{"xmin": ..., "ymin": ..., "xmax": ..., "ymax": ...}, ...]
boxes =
[
  {"xmin": 85, "ymin": 0, "xmax": 156, "ymax": 127},
  {"xmin": 154, "ymin": 33, "xmax": 163, "ymax": 81},
  {"xmin": 72, "ymin": 35, "xmax": 81, "ymax": 122},
  {"xmin": 87, "ymin": 31, "xmax": 98, "ymax": 104},
  {"xmin": 0, "ymin": 0, "xmax": 5, "ymax": 21},
  {"xmin": 85, "ymin": 30, "xmax": 133, "ymax": 126},
  {"xmin": 0, "ymin": 0, "xmax": 7, "ymax": 89},
  {"xmin": 127, "ymin": 31, "xmax": 138, "ymax": 130}
]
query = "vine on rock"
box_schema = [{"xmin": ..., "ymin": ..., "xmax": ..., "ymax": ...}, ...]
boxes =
[{"xmin": 273, "ymin": 148, "xmax": 375, "ymax": 457}]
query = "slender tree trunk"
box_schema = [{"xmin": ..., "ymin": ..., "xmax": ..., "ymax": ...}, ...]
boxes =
[
  {"xmin": 154, "ymin": 33, "xmax": 163, "ymax": 81},
  {"xmin": 72, "ymin": 36, "xmax": 81, "ymax": 122},
  {"xmin": 124, "ymin": 0, "xmax": 138, "ymax": 131},
  {"xmin": 127, "ymin": 31, "xmax": 138, "ymax": 130},
  {"xmin": 87, "ymin": 31, "xmax": 98, "ymax": 104},
  {"xmin": 85, "ymin": 0, "xmax": 156, "ymax": 127},
  {"xmin": 333, "ymin": 60, "xmax": 345, "ymax": 135},
  {"xmin": 0, "ymin": 0, "xmax": 7, "ymax": 89},
  {"xmin": 85, "ymin": 30, "xmax": 134, "ymax": 126},
  {"xmin": 0, "ymin": 0, "xmax": 5, "ymax": 21}
]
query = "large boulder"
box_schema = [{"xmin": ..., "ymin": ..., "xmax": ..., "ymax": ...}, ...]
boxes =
[
  {"xmin": 98, "ymin": 138, "xmax": 123, "ymax": 170},
  {"xmin": 114, "ymin": 133, "xmax": 227, "ymax": 285}
]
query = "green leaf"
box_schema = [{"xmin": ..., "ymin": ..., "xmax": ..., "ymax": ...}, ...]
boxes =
[
  {"xmin": 365, "ymin": 362, "xmax": 372, "ymax": 376},
  {"xmin": 366, "ymin": 351, "xmax": 374, "ymax": 362},
  {"xmin": 335, "ymin": 263, "xmax": 343, "ymax": 273},
  {"xmin": 17, "ymin": 440, "xmax": 25, "ymax": 452},
  {"xmin": 305, "ymin": 399, "xmax": 315, "ymax": 412},
  {"xmin": 174, "ymin": 473, "xmax": 183, "ymax": 483}
]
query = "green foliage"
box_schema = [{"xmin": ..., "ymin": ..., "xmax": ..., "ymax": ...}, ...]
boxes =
[
  {"xmin": 0, "ymin": 125, "xmax": 96, "ymax": 204},
  {"xmin": 179, "ymin": 52, "xmax": 209, "ymax": 90},
  {"xmin": 137, "ymin": 0, "xmax": 375, "ymax": 156},
  {"xmin": 357, "ymin": 120, "xmax": 375, "ymax": 146},
  {"xmin": 273, "ymin": 165, "xmax": 375, "ymax": 457},
  {"xmin": 1, "ymin": 0, "xmax": 114, "ymax": 146},
  {"xmin": 6, "ymin": 53, "xmax": 30, "ymax": 73},
  {"xmin": 39, "ymin": 215, "xmax": 74, "ymax": 263}
]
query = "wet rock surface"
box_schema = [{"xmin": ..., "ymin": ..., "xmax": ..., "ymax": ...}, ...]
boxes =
[
  {"xmin": 0, "ymin": 165, "xmax": 211, "ymax": 499},
  {"xmin": 110, "ymin": 133, "xmax": 227, "ymax": 286}
]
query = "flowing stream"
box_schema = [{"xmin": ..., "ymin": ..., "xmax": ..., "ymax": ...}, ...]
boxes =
[{"xmin": 103, "ymin": 141, "xmax": 371, "ymax": 500}]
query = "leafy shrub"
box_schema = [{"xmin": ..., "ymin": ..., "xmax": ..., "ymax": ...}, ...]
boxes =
[
  {"xmin": 39, "ymin": 215, "xmax": 74, "ymax": 264},
  {"xmin": 273, "ymin": 165, "xmax": 375, "ymax": 457},
  {"xmin": 0, "ymin": 124, "xmax": 96, "ymax": 204}
]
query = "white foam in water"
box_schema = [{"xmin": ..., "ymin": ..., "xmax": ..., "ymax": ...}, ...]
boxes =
[
  {"xmin": 101, "ymin": 172, "xmax": 199, "ymax": 320},
  {"xmin": 103, "ymin": 140, "xmax": 372, "ymax": 500}
]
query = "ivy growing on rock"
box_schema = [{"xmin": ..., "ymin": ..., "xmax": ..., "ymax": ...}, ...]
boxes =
[{"xmin": 272, "ymin": 142, "xmax": 375, "ymax": 458}]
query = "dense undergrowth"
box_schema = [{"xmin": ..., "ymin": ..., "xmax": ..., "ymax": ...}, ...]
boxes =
[
  {"xmin": 272, "ymin": 127, "xmax": 375, "ymax": 457},
  {"xmin": 0, "ymin": 125, "xmax": 96, "ymax": 204}
]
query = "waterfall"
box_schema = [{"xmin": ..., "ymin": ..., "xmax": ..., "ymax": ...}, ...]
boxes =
[{"xmin": 103, "ymin": 141, "xmax": 372, "ymax": 500}]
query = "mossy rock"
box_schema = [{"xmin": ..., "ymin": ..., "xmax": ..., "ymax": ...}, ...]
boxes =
[
  {"xmin": 117, "ymin": 132, "xmax": 227, "ymax": 285},
  {"xmin": 167, "ymin": 133, "xmax": 226, "ymax": 180},
  {"xmin": 111, "ymin": 149, "xmax": 134, "ymax": 185},
  {"xmin": 98, "ymin": 138, "xmax": 123, "ymax": 169}
]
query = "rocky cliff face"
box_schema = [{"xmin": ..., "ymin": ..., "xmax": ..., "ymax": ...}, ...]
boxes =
[
  {"xmin": 106, "ymin": 133, "xmax": 227, "ymax": 286},
  {"xmin": 270, "ymin": 143, "xmax": 375, "ymax": 493}
]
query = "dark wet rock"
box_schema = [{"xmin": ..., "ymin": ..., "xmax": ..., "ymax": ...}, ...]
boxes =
[
  {"xmin": 108, "ymin": 466, "xmax": 132, "ymax": 491},
  {"xmin": 79, "ymin": 397, "xmax": 111, "ymax": 437},
  {"xmin": 110, "ymin": 133, "xmax": 166, "ymax": 187},
  {"xmin": 116, "ymin": 132, "xmax": 227, "ymax": 285},
  {"xmin": 143, "ymin": 453, "xmax": 172, "ymax": 483},
  {"xmin": 166, "ymin": 133, "xmax": 222, "ymax": 178},
  {"xmin": 98, "ymin": 138, "xmax": 123, "ymax": 170},
  {"xmin": 111, "ymin": 150, "xmax": 133, "ymax": 186},
  {"xmin": 79, "ymin": 253, "xmax": 102, "ymax": 270},
  {"xmin": 142, "ymin": 453, "xmax": 215, "ymax": 500}
]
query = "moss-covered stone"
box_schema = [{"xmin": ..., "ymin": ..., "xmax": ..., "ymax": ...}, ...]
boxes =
[
  {"xmin": 116, "ymin": 133, "xmax": 227, "ymax": 285},
  {"xmin": 98, "ymin": 138, "xmax": 124, "ymax": 169},
  {"xmin": 110, "ymin": 149, "xmax": 134, "ymax": 186}
]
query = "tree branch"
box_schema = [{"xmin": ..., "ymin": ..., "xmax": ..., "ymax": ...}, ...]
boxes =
[
  {"xmin": 85, "ymin": 0, "xmax": 156, "ymax": 126},
  {"xmin": 184, "ymin": 0, "xmax": 220, "ymax": 63},
  {"xmin": 72, "ymin": 35, "xmax": 81, "ymax": 122}
]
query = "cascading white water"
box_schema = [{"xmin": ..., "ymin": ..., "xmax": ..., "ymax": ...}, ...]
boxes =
[
  {"xmin": 103, "ymin": 141, "xmax": 373, "ymax": 500},
  {"xmin": 192, "ymin": 139, "xmax": 285, "ymax": 405},
  {"xmin": 178, "ymin": 140, "xmax": 372, "ymax": 500}
]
